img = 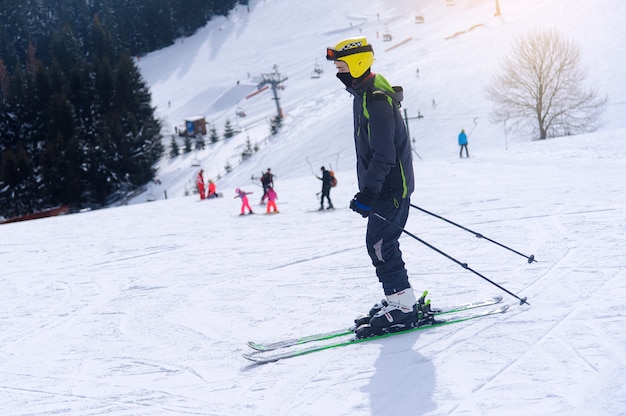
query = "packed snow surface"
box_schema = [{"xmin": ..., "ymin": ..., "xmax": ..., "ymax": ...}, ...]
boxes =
[{"xmin": 2, "ymin": 0, "xmax": 626, "ymax": 415}]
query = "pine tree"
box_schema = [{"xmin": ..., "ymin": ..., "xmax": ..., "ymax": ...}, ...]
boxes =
[
  {"xmin": 0, "ymin": 59, "xmax": 10, "ymax": 151},
  {"xmin": 39, "ymin": 61, "xmax": 84, "ymax": 207},
  {"xmin": 170, "ymin": 136, "xmax": 179, "ymax": 158},
  {"xmin": 209, "ymin": 125, "xmax": 220, "ymax": 143},
  {"xmin": 184, "ymin": 135, "xmax": 192, "ymax": 153},
  {"xmin": 241, "ymin": 136, "xmax": 254, "ymax": 161},
  {"xmin": 108, "ymin": 53, "xmax": 163, "ymax": 191},
  {"xmin": 223, "ymin": 119, "xmax": 235, "ymax": 139}
]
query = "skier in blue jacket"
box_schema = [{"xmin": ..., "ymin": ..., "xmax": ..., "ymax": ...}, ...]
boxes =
[
  {"xmin": 327, "ymin": 37, "xmax": 419, "ymax": 334},
  {"xmin": 458, "ymin": 129, "xmax": 469, "ymax": 158}
]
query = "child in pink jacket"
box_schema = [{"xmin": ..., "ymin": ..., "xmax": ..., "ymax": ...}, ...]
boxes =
[
  {"xmin": 234, "ymin": 188, "xmax": 254, "ymax": 215},
  {"xmin": 265, "ymin": 186, "xmax": 279, "ymax": 214}
]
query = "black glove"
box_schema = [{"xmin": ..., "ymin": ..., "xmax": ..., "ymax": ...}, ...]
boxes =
[{"xmin": 350, "ymin": 191, "xmax": 376, "ymax": 218}]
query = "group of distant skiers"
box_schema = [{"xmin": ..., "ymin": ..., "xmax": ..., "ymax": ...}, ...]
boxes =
[
  {"xmin": 197, "ymin": 125, "xmax": 467, "ymax": 217},
  {"xmin": 234, "ymin": 168, "xmax": 278, "ymax": 215},
  {"xmin": 196, "ymin": 166, "xmax": 338, "ymax": 216},
  {"xmin": 195, "ymin": 169, "xmax": 218, "ymax": 200}
]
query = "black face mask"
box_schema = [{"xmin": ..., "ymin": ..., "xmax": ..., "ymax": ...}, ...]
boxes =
[{"xmin": 336, "ymin": 72, "xmax": 354, "ymax": 88}]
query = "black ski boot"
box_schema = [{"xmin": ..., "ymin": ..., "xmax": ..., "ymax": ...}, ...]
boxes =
[
  {"xmin": 354, "ymin": 289, "xmax": 419, "ymax": 339},
  {"xmin": 354, "ymin": 298, "xmax": 388, "ymax": 327}
]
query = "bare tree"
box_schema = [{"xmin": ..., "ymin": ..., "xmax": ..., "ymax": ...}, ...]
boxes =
[{"xmin": 485, "ymin": 29, "xmax": 606, "ymax": 140}]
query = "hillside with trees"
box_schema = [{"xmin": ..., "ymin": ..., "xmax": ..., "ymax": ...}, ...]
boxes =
[{"xmin": 0, "ymin": 0, "xmax": 244, "ymax": 218}]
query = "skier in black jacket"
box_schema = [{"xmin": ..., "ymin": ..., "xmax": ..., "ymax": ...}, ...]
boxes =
[
  {"xmin": 316, "ymin": 166, "xmax": 334, "ymax": 210},
  {"xmin": 327, "ymin": 37, "xmax": 418, "ymax": 332},
  {"xmin": 260, "ymin": 168, "xmax": 274, "ymax": 204}
]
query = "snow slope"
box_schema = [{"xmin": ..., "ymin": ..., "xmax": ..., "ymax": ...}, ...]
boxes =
[
  {"xmin": 133, "ymin": 0, "xmax": 626, "ymax": 202},
  {"xmin": 2, "ymin": 0, "xmax": 626, "ymax": 415}
]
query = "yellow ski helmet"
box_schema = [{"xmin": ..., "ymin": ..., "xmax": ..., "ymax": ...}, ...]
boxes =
[{"xmin": 326, "ymin": 37, "xmax": 374, "ymax": 78}]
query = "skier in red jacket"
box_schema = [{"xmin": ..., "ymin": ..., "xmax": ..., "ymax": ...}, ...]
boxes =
[{"xmin": 196, "ymin": 169, "xmax": 206, "ymax": 200}]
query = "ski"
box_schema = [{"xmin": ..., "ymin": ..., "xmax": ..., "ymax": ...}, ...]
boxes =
[
  {"xmin": 246, "ymin": 295, "xmax": 502, "ymax": 352},
  {"xmin": 243, "ymin": 305, "xmax": 509, "ymax": 364}
]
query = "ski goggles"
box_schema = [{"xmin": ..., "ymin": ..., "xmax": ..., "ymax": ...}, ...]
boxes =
[{"xmin": 326, "ymin": 44, "xmax": 373, "ymax": 61}]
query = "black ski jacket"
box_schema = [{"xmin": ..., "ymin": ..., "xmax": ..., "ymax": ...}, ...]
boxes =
[{"xmin": 346, "ymin": 73, "xmax": 414, "ymax": 200}]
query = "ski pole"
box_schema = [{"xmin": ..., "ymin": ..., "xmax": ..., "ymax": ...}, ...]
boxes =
[
  {"xmin": 410, "ymin": 204, "xmax": 537, "ymax": 264},
  {"xmin": 372, "ymin": 212, "xmax": 530, "ymax": 306},
  {"xmin": 305, "ymin": 157, "xmax": 315, "ymax": 176},
  {"xmin": 250, "ymin": 175, "xmax": 263, "ymax": 188}
]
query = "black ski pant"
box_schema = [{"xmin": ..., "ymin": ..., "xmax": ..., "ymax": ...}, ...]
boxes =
[
  {"xmin": 320, "ymin": 188, "xmax": 333, "ymax": 208},
  {"xmin": 365, "ymin": 196, "xmax": 411, "ymax": 295}
]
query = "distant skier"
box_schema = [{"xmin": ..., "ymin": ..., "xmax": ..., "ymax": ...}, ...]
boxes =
[
  {"xmin": 260, "ymin": 168, "xmax": 274, "ymax": 204},
  {"xmin": 458, "ymin": 129, "xmax": 469, "ymax": 158},
  {"xmin": 196, "ymin": 169, "xmax": 206, "ymax": 200},
  {"xmin": 316, "ymin": 166, "xmax": 334, "ymax": 210},
  {"xmin": 235, "ymin": 188, "xmax": 254, "ymax": 215},
  {"xmin": 207, "ymin": 179, "xmax": 217, "ymax": 198}
]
